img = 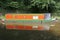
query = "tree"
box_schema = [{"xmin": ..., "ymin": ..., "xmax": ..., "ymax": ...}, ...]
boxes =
[
  {"xmin": 24, "ymin": 0, "xmax": 57, "ymax": 13},
  {"xmin": 0, "ymin": 0, "xmax": 59, "ymax": 13}
]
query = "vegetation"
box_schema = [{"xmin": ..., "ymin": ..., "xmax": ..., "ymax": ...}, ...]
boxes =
[{"xmin": 0, "ymin": 0, "xmax": 60, "ymax": 15}]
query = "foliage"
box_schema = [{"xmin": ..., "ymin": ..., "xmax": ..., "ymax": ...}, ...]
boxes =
[{"xmin": 0, "ymin": 0, "xmax": 60, "ymax": 13}]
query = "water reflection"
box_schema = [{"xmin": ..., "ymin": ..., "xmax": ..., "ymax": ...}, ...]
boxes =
[{"xmin": 0, "ymin": 25, "xmax": 60, "ymax": 40}]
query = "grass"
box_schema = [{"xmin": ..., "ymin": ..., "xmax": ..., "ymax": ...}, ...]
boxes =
[{"xmin": 0, "ymin": 16, "xmax": 5, "ymax": 19}]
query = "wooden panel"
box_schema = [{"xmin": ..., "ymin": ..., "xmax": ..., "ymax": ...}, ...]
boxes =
[
  {"xmin": 38, "ymin": 14, "xmax": 44, "ymax": 20},
  {"xmin": 14, "ymin": 15, "xmax": 24, "ymax": 19},
  {"xmin": 5, "ymin": 14, "xmax": 14, "ymax": 19},
  {"xmin": 25, "ymin": 15, "xmax": 33, "ymax": 19},
  {"xmin": 5, "ymin": 14, "xmax": 45, "ymax": 20}
]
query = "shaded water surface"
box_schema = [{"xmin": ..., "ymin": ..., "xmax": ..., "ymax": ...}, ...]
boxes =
[{"xmin": 0, "ymin": 26, "xmax": 60, "ymax": 40}]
